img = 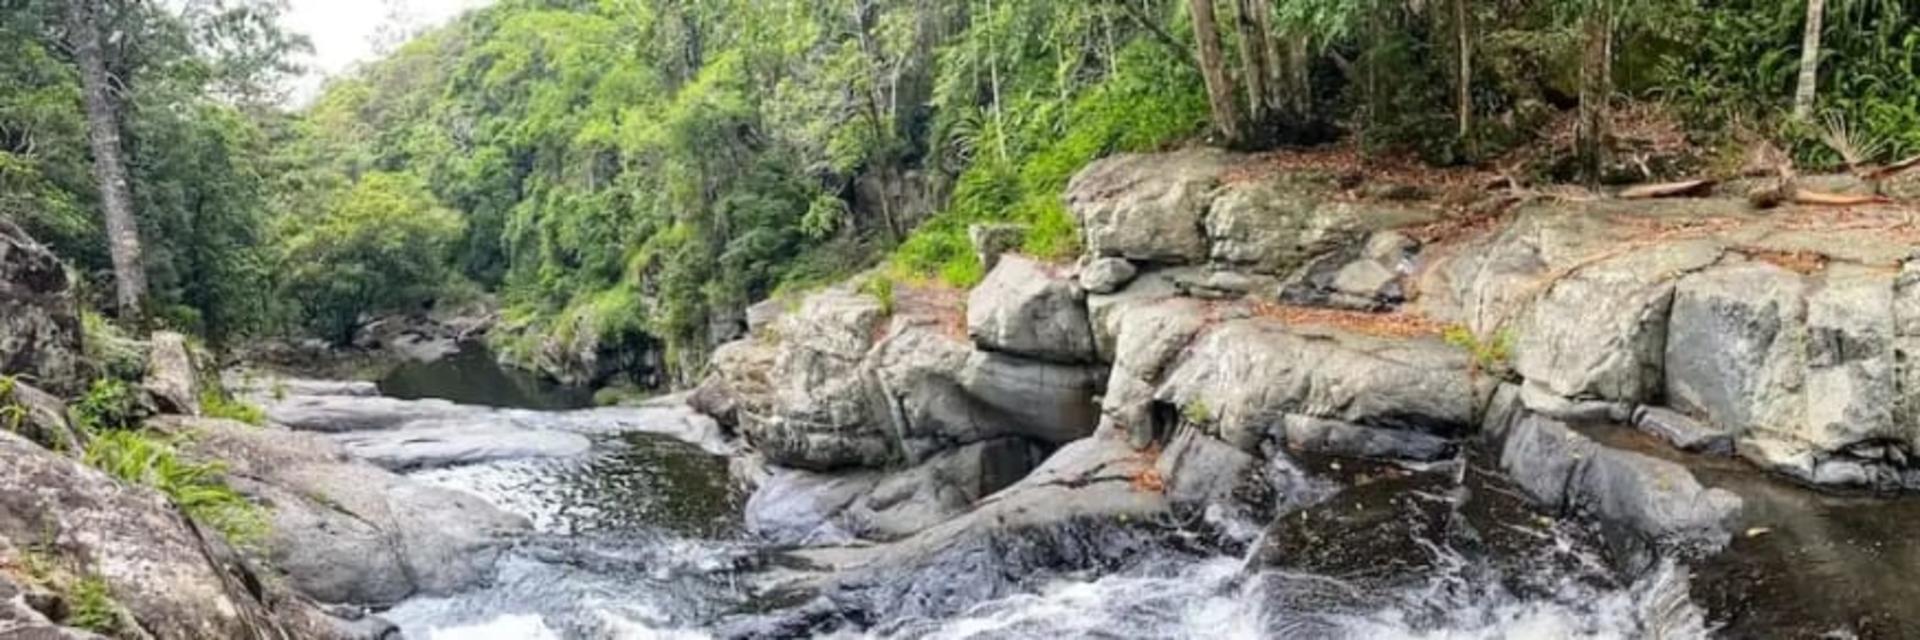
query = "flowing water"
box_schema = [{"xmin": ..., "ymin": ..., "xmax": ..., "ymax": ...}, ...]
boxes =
[{"xmin": 357, "ymin": 346, "xmax": 1906, "ymax": 639}]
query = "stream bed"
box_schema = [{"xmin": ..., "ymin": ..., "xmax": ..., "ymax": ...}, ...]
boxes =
[{"xmin": 346, "ymin": 347, "xmax": 1908, "ymax": 639}]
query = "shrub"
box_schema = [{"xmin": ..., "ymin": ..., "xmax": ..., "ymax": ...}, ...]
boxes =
[
  {"xmin": 80, "ymin": 311, "xmax": 147, "ymax": 382},
  {"xmin": 1444, "ymin": 325, "xmax": 1516, "ymax": 376},
  {"xmin": 199, "ymin": 388, "xmax": 265, "ymax": 426},
  {"xmin": 70, "ymin": 379, "xmax": 141, "ymax": 434},
  {"xmin": 858, "ymin": 275, "xmax": 897, "ymax": 317},
  {"xmin": 84, "ymin": 430, "xmax": 268, "ymax": 546},
  {"xmin": 67, "ymin": 576, "xmax": 121, "ymax": 634},
  {"xmin": 277, "ymin": 171, "xmax": 465, "ymax": 345}
]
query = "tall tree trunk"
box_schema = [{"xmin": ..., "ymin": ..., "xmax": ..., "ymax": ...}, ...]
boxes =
[
  {"xmin": 1232, "ymin": 0, "xmax": 1271, "ymax": 131},
  {"xmin": 66, "ymin": 0, "xmax": 146, "ymax": 317},
  {"xmin": 1793, "ymin": 0, "xmax": 1825, "ymax": 120},
  {"xmin": 1286, "ymin": 34, "xmax": 1311, "ymax": 119},
  {"xmin": 1252, "ymin": 0, "xmax": 1285, "ymax": 113},
  {"xmin": 1576, "ymin": 2, "xmax": 1613, "ymax": 184},
  {"xmin": 1454, "ymin": 0, "xmax": 1472, "ymax": 143},
  {"xmin": 1189, "ymin": 0, "xmax": 1243, "ymax": 146}
]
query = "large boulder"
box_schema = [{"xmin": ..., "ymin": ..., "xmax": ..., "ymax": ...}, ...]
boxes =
[
  {"xmin": 0, "ymin": 220, "xmax": 83, "ymax": 395},
  {"xmin": 1513, "ymin": 240, "xmax": 1722, "ymax": 404},
  {"xmin": 866, "ymin": 324, "xmax": 1103, "ymax": 463},
  {"xmin": 745, "ymin": 289, "xmax": 893, "ymax": 470},
  {"xmin": 142, "ymin": 331, "xmax": 202, "ymax": 416},
  {"xmin": 1065, "ymin": 149, "xmax": 1232, "ymax": 264},
  {"xmin": 3, "ymin": 380, "xmax": 82, "ymax": 455},
  {"xmin": 1095, "ymin": 295, "xmax": 1209, "ymax": 446},
  {"xmin": 1206, "ymin": 177, "xmax": 1437, "ymax": 276},
  {"xmin": 0, "ymin": 431, "xmax": 302, "ymax": 638},
  {"xmin": 154, "ymin": 417, "xmax": 529, "ymax": 606},
  {"xmin": 688, "ymin": 338, "xmax": 778, "ymax": 432},
  {"xmin": 1664, "ymin": 261, "xmax": 1811, "ymax": 445},
  {"xmin": 1493, "ymin": 414, "xmax": 1740, "ymax": 551},
  {"xmin": 1155, "ymin": 319, "xmax": 1483, "ymax": 452},
  {"xmin": 966, "ymin": 256, "xmax": 1096, "ymax": 363},
  {"xmin": 749, "ymin": 437, "xmax": 1050, "ymax": 545}
]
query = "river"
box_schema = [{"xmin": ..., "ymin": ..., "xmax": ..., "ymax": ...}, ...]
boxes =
[{"xmin": 345, "ymin": 346, "xmax": 1910, "ymax": 639}]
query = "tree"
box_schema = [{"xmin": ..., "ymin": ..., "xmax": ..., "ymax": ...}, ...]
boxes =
[
  {"xmin": 1575, "ymin": 0, "xmax": 1613, "ymax": 182},
  {"xmin": 1453, "ymin": 0, "xmax": 1471, "ymax": 142},
  {"xmin": 1792, "ymin": 0, "xmax": 1824, "ymax": 120},
  {"xmin": 278, "ymin": 172, "xmax": 463, "ymax": 344},
  {"xmin": 1189, "ymin": 0, "xmax": 1244, "ymax": 145},
  {"xmin": 65, "ymin": 0, "xmax": 146, "ymax": 317}
]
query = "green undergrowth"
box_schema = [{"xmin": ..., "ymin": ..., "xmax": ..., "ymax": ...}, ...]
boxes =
[
  {"xmin": 84, "ymin": 428, "xmax": 268, "ymax": 547},
  {"xmin": 1445, "ymin": 325, "xmax": 1516, "ymax": 377},
  {"xmin": 889, "ymin": 42, "xmax": 1205, "ymax": 288}
]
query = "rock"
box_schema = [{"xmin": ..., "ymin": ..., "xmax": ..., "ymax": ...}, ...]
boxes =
[
  {"xmin": 868, "ymin": 324, "xmax": 1103, "ymax": 462},
  {"xmin": 1156, "ymin": 319, "xmax": 1482, "ymax": 452},
  {"xmin": 1278, "ymin": 414, "xmax": 1457, "ymax": 461},
  {"xmin": 745, "ymin": 467, "xmax": 882, "ymax": 545},
  {"xmin": 0, "ymin": 431, "xmax": 298, "ymax": 638},
  {"xmin": 1277, "ymin": 231, "xmax": 1420, "ymax": 311},
  {"xmin": 1517, "ymin": 380, "xmax": 1634, "ymax": 424},
  {"xmin": 141, "ymin": 331, "xmax": 202, "ymax": 416},
  {"xmin": 966, "ymin": 255, "xmax": 1095, "ymax": 363},
  {"xmin": 1802, "ymin": 264, "xmax": 1900, "ymax": 452},
  {"xmin": 844, "ymin": 437, "xmax": 1048, "ymax": 541},
  {"xmin": 0, "ymin": 220, "xmax": 83, "ymax": 395},
  {"xmin": 1077, "ymin": 257, "xmax": 1137, "ymax": 294},
  {"xmin": 226, "ymin": 371, "xmax": 378, "ymax": 400},
  {"xmin": 1097, "ymin": 296, "xmax": 1209, "ymax": 447},
  {"xmin": 1664, "ymin": 262, "xmax": 1810, "ymax": 443},
  {"xmin": 746, "ymin": 298, "xmax": 787, "ymax": 335},
  {"xmin": 3, "ymin": 380, "xmax": 82, "ymax": 455},
  {"xmin": 1497, "ymin": 414, "xmax": 1740, "ymax": 551},
  {"xmin": 689, "ymin": 338, "xmax": 778, "ymax": 432},
  {"xmin": 1065, "ymin": 149, "xmax": 1232, "ymax": 264},
  {"xmin": 1898, "ymin": 258, "xmax": 1920, "ymax": 442},
  {"xmin": 967, "ymin": 223, "xmax": 1026, "ymax": 272},
  {"xmin": 1513, "ymin": 240, "xmax": 1722, "ymax": 404},
  {"xmin": 154, "ymin": 417, "xmax": 529, "ymax": 606},
  {"xmin": 1154, "ymin": 427, "xmax": 1262, "ymax": 509},
  {"xmin": 1173, "ymin": 269, "xmax": 1273, "ymax": 299},
  {"xmin": 264, "ymin": 394, "xmax": 482, "ymax": 432},
  {"xmin": 332, "ymin": 417, "xmax": 594, "ymax": 471},
  {"xmin": 1634, "ymin": 406, "xmax": 1734, "ymax": 456},
  {"xmin": 1206, "ymin": 177, "xmax": 1436, "ymax": 276},
  {"xmin": 747, "ymin": 288, "xmax": 893, "ymax": 470}
]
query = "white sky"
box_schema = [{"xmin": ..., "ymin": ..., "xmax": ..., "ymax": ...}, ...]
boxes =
[{"xmin": 280, "ymin": 0, "xmax": 492, "ymax": 104}]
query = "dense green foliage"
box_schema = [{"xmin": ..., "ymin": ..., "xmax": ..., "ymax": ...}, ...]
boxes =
[
  {"xmin": 3, "ymin": 0, "xmax": 1918, "ymax": 386},
  {"xmin": 84, "ymin": 428, "xmax": 269, "ymax": 546},
  {"xmin": 278, "ymin": 171, "xmax": 465, "ymax": 343}
]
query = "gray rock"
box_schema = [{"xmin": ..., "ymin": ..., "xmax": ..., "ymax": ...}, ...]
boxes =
[
  {"xmin": 868, "ymin": 325, "xmax": 1103, "ymax": 462},
  {"xmin": 747, "ymin": 289, "xmax": 893, "ymax": 470},
  {"xmin": 1086, "ymin": 268, "xmax": 1185, "ymax": 361},
  {"xmin": 1897, "ymin": 258, "xmax": 1920, "ymax": 443},
  {"xmin": 1065, "ymin": 149, "xmax": 1233, "ymax": 264},
  {"xmin": 1513, "ymin": 240, "xmax": 1721, "ymax": 403},
  {"xmin": 1155, "ymin": 426, "xmax": 1262, "ymax": 508},
  {"xmin": 226, "ymin": 371, "xmax": 379, "ymax": 399},
  {"xmin": 155, "ymin": 417, "xmax": 529, "ymax": 606},
  {"xmin": 1156, "ymin": 319, "xmax": 1481, "ymax": 452},
  {"xmin": 1665, "ymin": 262, "xmax": 1810, "ymax": 443},
  {"xmin": 968, "ymin": 223, "xmax": 1027, "ymax": 272},
  {"xmin": 1206, "ymin": 178, "xmax": 1436, "ymax": 276},
  {"xmin": 265, "ymin": 394, "xmax": 482, "ymax": 432},
  {"xmin": 1097, "ymin": 296, "xmax": 1209, "ymax": 447},
  {"xmin": 3, "ymin": 380, "xmax": 81, "ymax": 455},
  {"xmin": 1497, "ymin": 414, "xmax": 1740, "ymax": 550},
  {"xmin": 141, "ymin": 331, "xmax": 202, "ymax": 416},
  {"xmin": 966, "ymin": 255, "xmax": 1095, "ymax": 363},
  {"xmin": 1517, "ymin": 380, "xmax": 1634, "ymax": 424},
  {"xmin": 0, "ymin": 431, "xmax": 298, "ymax": 638},
  {"xmin": 1802, "ymin": 264, "xmax": 1900, "ymax": 451},
  {"xmin": 688, "ymin": 338, "xmax": 778, "ymax": 431},
  {"xmin": 745, "ymin": 466, "xmax": 882, "ymax": 545},
  {"xmin": 0, "ymin": 220, "xmax": 83, "ymax": 395},
  {"xmin": 332, "ymin": 418, "xmax": 594, "ymax": 470},
  {"xmin": 748, "ymin": 438, "xmax": 1047, "ymax": 544},
  {"xmin": 1078, "ymin": 257, "xmax": 1138, "ymax": 294},
  {"xmin": 746, "ymin": 298, "xmax": 787, "ymax": 335},
  {"xmin": 1634, "ymin": 406, "xmax": 1733, "ymax": 456},
  {"xmin": 1279, "ymin": 414, "xmax": 1457, "ymax": 461},
  {"xmin": 846, "ymin": 438, "xmax": 1048, "ymax": 541}
]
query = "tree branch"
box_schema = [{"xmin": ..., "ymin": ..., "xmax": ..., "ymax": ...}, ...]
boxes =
[{"xmin": 1108, "ymin": 0, "xmax": 1198, "ymax": 73}]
